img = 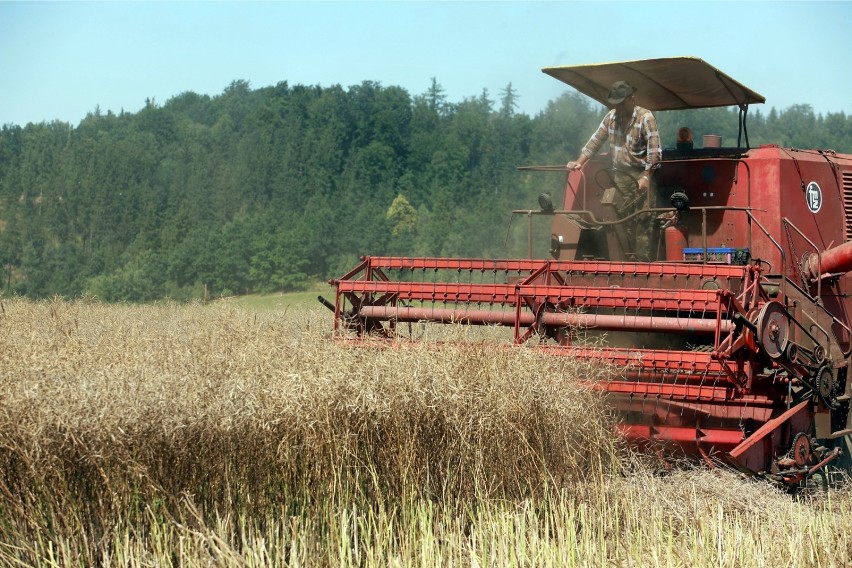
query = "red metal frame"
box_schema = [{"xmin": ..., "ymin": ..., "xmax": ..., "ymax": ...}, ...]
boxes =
[{"xmin": 329, "ymin": 254, "xmax": 830, "ymax": 481}]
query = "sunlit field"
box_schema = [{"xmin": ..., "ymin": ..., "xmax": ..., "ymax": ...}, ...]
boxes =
[{"xmin": 1, "ymin": 297, "xmax": 851, "ymax": 566}]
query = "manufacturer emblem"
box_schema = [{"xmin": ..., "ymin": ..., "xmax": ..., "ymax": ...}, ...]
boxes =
[{"xmin": 806, "ymin": 181, "xmax": 822, "ymax": 213}]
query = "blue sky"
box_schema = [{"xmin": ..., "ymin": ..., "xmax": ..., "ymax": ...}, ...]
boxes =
[{"xmin": 1, "ymin": 1, "xmax": 850, "ymax": 127}]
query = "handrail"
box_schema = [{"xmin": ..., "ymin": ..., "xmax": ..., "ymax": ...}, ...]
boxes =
[
  {"xmin": 515, "ymin": 157, "xmax": 770, "ymax": 268},
  {"xmin": 782, "ymin": 217, "xmax": 823, "ymax": 302},
  {"xmin": 744, "ymin": 210, "xmax": 786, "ymax": 301},
  {"xmin": 511, "ymin": 205, "xmax": 758, "ymax": 227},
  {"xmin": 781, "ymin": 217, "xmax": 852, "ymax": 358}
]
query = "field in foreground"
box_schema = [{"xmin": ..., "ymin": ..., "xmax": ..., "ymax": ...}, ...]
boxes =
[{"xmin": 1, "ymin": 298, "xmax": 851, "ymax": 567}]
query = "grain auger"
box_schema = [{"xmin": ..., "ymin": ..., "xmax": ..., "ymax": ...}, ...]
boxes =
[{"xmin": 323, "ymin": 57, "xmax": 852, "ymax": 490}]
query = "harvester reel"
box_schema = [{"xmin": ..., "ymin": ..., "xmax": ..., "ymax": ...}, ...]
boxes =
[{"xmin": 755, "ymin": 301, "xmax": 789, "ymax": 359}]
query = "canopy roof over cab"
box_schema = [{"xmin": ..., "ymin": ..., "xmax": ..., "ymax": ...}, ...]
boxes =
[{"xmin": 542, "ymin": 56, "xmax": 765, "ymax": 111}]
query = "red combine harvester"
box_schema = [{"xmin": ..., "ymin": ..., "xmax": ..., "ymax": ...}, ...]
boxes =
[{"xmin": 325, "ymin": 57, "xmax": 852, "ymax": 489}]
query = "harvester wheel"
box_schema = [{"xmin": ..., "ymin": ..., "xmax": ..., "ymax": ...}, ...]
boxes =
[{"xmin": 792, "ymin": 432, "xmax": 812, "ymax": 467}]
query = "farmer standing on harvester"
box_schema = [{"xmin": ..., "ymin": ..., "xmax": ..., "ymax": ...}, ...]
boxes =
[{"xmin": 566, "ymin": 80, "xmax": 662, "ymax": 259}]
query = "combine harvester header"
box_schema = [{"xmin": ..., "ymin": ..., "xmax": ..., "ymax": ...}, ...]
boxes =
[{"xmin": 324, "ymin": 57, "xmax": 852, "ymax": 491}]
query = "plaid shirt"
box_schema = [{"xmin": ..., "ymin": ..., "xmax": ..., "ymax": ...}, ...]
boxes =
[{"xmin": 580, "ymin": 106, "xmax": 661, "ymax": 172}]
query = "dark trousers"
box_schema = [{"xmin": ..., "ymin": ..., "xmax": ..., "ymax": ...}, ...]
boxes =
[{"xmin": 612, "ymin": 170, "xmax": 655, "ymax": 260}]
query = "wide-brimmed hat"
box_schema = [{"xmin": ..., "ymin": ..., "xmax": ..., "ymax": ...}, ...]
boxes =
[{"xmin": 606, "ymin": 81, "xmax": 636, "ymax": 105}]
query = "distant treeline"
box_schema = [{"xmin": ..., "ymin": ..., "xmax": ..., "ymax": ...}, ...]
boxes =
[{"xmin": 1, "ymin": 79, "xmax": 850, "ymax": 301}]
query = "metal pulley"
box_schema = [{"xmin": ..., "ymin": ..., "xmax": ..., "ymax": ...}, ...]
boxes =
[
  {"xmin": 754, "ymin": 301, "xmax": 789, "ymax": 359},
  {"xmin": 816, "ymin": 365, "xmax": 840, "ymax": 409}
]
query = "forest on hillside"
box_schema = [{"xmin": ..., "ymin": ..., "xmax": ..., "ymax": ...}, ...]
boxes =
[{"xmin": 1, "ymin": 78, "xmax": 851, "ymax": 301}]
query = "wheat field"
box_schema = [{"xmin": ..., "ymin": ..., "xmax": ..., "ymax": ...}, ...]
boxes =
[{"xmin": 1, "ymin": 297, "xmax": 850, "ymax": 567}]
